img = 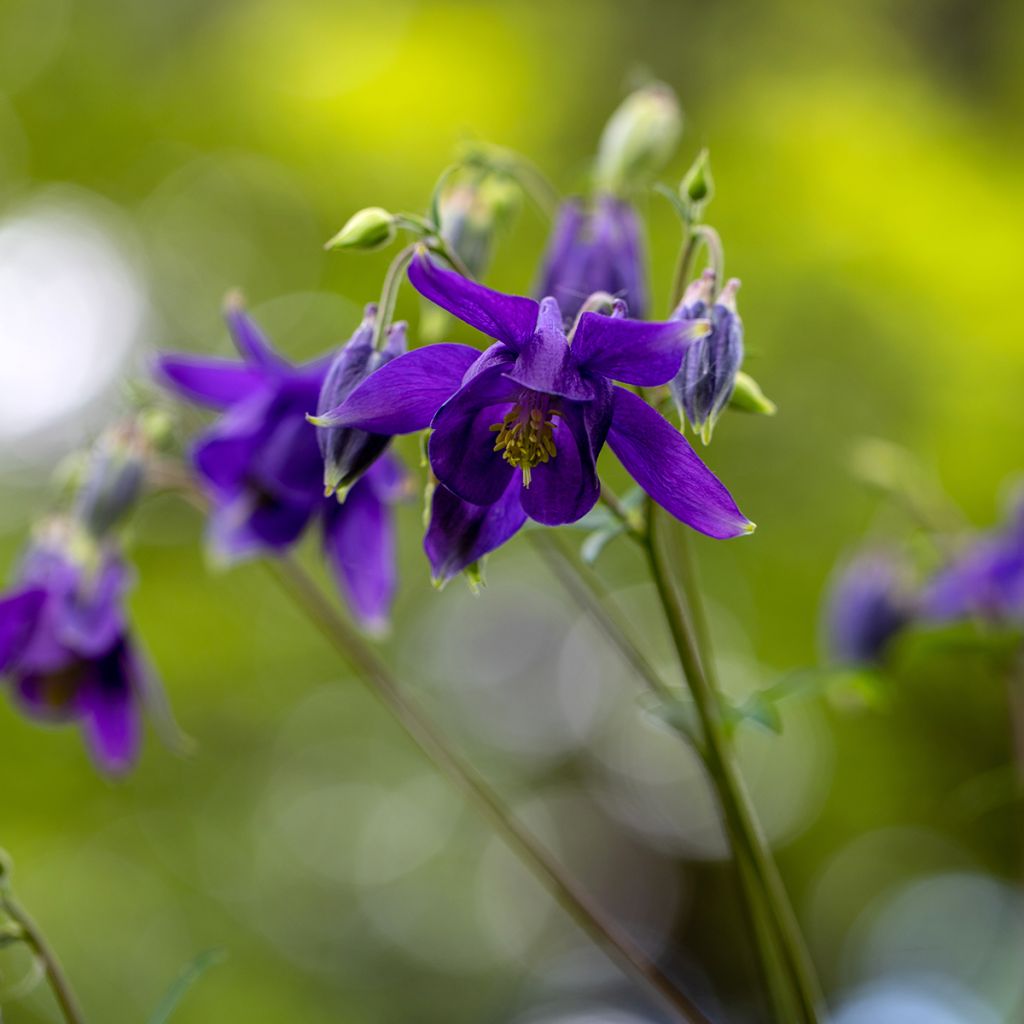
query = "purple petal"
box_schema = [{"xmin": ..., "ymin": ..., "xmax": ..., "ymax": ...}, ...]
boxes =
[
  {"xmin": 363, "ymin": 452, "xmax": 412, "ymax": 504},
  {"xmin": 572, "ymin": 313, "xmax": 700, "ymax": 387},
  {"xmin": 58, "ymin": 554, "xmax": 132, "ymax": 659},
  {"xmin": 428, "ymin": 369, "xmax": 518, "ymax": 505},
  {"xmin": 518, "ymin": 401, "xmax": 601, "ymax": 526},
  {"xmin": 15, "ymin": 669, "xmax": 86, "ymax": 721},
  {"xmin": 0, "ymin": 588, "xmax": 46, "ymax": 671},
  {"xmin": 322, "ymin": 481, "xmax": 396, "ymax": 633},
  {"xmin": 192, "ymin": 389, "xmax": 276, "ymax": 495},
  {"xmin": 81, "ymin": 642, "xmax": 141, "ymax": 775},
  {"xmin": 606, "ymin": 387, "xmax": 753, "ymax": 539},
  {"xmin": 155, "ymin": 354, "xmax": 266, "ymax": 409},
  {"xmin": 506, "ymin": 297, "xmax": 595, "ymax": 400},
  {"xmin": 424, "ymin": 479, "xmax": 527, "ymax": 585},
  {"xmin": 224, "ymin": 299, "xmax": 287, "ymax": 371},
  {"xmin": 312, "ymin": 344, "xmax": 482, "ymax": 435},
  {"xmin": 408, "ymin": 253, "xmax": 539, "ymax": 351},
  {"xmin": 207, "ymin": 493, "xmax": 314, "ymax": 561}
]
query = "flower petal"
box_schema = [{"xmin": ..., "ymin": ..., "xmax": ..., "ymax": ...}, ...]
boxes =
[
  {"xmin": 424, "ymin": 478, "xmax": 527, "ymax": 585},
  {"xmin": 156, "ymin": 354, "xmax": 266, "ymax": 409},
  {"xmin": 0, "ymin": 588, "xmax": 46, "ymax": 671},
  {"xmin": 606, "ymin": 387, "xmax": 752, "ymax": 538},
  {"xmin": 312, "ymin": 344, "xmax": 482, "ymax": 435},
  {"xmin": 428, "ymin": 369, "xmax": 518, "ymax": 505},
  {"xmin": 505, "ymin": 297, "xmax": 595, "ymax": 400},
  {"xmin": 572, "ymin": 313, "xmax": 701, "ymax": 387},
  {"xmin": 58, "ymin": 554, "xmax": 132, "ymax": 658},
  {"xmin": 518, "ymin": 401, "xmax": 601, "ymax": 525},
  {"xmin": 207, "ymin": 493, "xmax": 314, "ymax": 561},
  {"xmin": 322, "ymin": 479, "xmax": 396, "ymax": 633},
  {"xmin": 81, "ymin": 642, "xmax": 141, "ymax": 775},
  {"xmin": 408, "ymin": 253, "xmax": 538, "ymax": 351},
  {"xmin": 224, "ymin": 299, "xmax": 287, "ymax": 371}
]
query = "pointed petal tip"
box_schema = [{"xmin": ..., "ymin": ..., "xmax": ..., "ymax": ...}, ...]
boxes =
[{"xmin": 742, "ymin": 520, "xmax": 757, "ymax": 536}]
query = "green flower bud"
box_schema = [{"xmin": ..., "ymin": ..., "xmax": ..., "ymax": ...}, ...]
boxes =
[
  {"xmin": 595, "ymin": 83, "xmax": 683, "ymax": 195},
  {"xmin": 681, "ymin": 148, "xmax": 714, "ymax": 206},
  {"xmin": 728, "ymin": 371, "xmax": 777, "ymax": 416},
  {"xmin": 325, "ymin": 207, "xmax": 396, "ymax": 252}
]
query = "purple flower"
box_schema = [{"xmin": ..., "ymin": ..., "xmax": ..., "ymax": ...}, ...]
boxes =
[
  {"xmin": 157, "ymin": 300, "xmax": 406, "ymax": 630},
  {"xmin": 920, "ymin": 500, "xmax": 1024, "ymax": 624},
  {"xmin": 537, "ymin": 196, "xmax": 648, "ymax": 320},
  {"xmin": 669, "ymin": 270, "xmax": 744, "ymax": 444},
  {"xmin": 0, "ymin": 528, "xmax": 152, "ymax": 774},
  {"xmin": 319, "ymin": 254, "xmax": 752, "ymax": 576},
  {"xmin": 824, "ymin": 552, "xmax": 913, "ymax": 667}
]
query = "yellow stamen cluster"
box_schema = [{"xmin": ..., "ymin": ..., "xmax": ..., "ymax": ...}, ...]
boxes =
[{"xmin": 490, "ymin": 401, "xmax": 559, "ymax": 487}]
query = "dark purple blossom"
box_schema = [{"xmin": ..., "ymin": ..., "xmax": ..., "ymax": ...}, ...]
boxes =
[
  {"xmin": 157, "ymin": 300, "xmax": 407, "ymax": 631},
  {"xmin": 920, "ymin": 499, "xmax": 1024, "ymax": 624},
  {"xmin": 0, "ymin": 527, "xmax": 152, "ymax": 774},
  {"xmin": 318, "ymin": 254, "xmax": 752, "ymax": 576},
  {"xmin": 824, "ymin": 552, "xmax": 913, "ymax": 667},
  {"xmin": 669, "ymin": 270, "xmax": 744, "ymax": 444},
  {"xmin": 537, "ymin": 196, "xmax": 647, "ymax": 320}
]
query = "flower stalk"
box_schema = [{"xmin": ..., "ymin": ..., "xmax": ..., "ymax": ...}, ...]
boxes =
[
  {"xmin": 0, "ymin": 852, "xmax": 87, "ymax": 1024},
  {"xmin": 263, "ymin": 553, "xmax": 714, "ymax": 1024}
]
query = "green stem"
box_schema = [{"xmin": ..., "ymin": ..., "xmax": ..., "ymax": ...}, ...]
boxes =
[
  {"xmin": 372, "ymin": 244, "xmax": 418, "ymax": 350},
  {"xmin": 426, "ymin": 235, "xmax": 474, "ymax": 279},
  {"xmin": 643, "ymin": 507, "xmax": 826, "ymax": 1023},
  {"xmin": 668, "ymin": 223, "xmax": 725, "ymax": 310},
  {"xmin": 0, "ymin": 883, "xmax": 86, "ymax": 1024},
  {"xmin": 264, "ymin": 554, "xmax": 714, "ymax": 1024}
]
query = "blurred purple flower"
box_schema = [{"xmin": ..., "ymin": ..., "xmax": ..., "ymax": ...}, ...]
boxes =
[
  {"xmin": 157, "ymin": 300, "xmax": 407, "ymax": 631},
  {"xmin": 0, "ymin": 529, "xmax": 152, "ymax": 774},
  {"xmin": 825, "ymin": 552, "xmax": 913, "ymax": 667},
  {"xmin": 921, "ymin": 499, "xmax": 1024, "ymax": 624},
  {"xmin": 537, "ymin": 196, "xmax": 648, "ymax": 320},
  {"xmin": 320, "ymin": 254, "xmax": 752, "ymax": 576},
  {"xmin": 669, "ymin": 270, "xmax": 744, "ymax": 443}
]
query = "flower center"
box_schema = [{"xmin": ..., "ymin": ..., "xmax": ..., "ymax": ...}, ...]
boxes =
[{"xmin": 490, "ymin": 392, "xmax": 559, "ymax": 487}]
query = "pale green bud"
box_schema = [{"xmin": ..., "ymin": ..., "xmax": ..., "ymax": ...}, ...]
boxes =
[
  {"xmin": 595, "ymin": 83, "xmax": 683, "ymax": 195},
  {"xmin": 681, "ymin": 148, "xmax": 714, "ymax": 206},
  {"xmin": 325, "ymin": 207, "xmax": 396, "ymax": 251},
  {"xmin": 728, "ymin": 372, "xmax": 777, "ymax": 416}
]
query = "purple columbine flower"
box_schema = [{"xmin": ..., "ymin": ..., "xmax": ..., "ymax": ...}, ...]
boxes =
[
  {"xmin": 0, "ymin": 525, "xmax": 153, "ymax": 774},
  {"xmin": 920, "ymin": 499, "xmax": 1024, "ymax": 625},
  {"xmin": 536, "ymin": 196, "xmax": 648, "ymax": 320},
  {"xmin": 157, "ymin": 299, "xmax": 406, "ymax": 631},
  {"xmin": 669, "ymin": 270, "xmax": 744, "ymax": 444},
  {"xmin": 824, "ymin": 551, "xmax": 914, "ymax": 667},
  {"xmin": 317, "ymin": 254, "xmax": 752, "ymax": 577}
]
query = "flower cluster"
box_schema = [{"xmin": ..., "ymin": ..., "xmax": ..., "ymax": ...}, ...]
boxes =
[{"xmin": 824, "ymin": 491, "xmax": 1024, "ymax": 667}]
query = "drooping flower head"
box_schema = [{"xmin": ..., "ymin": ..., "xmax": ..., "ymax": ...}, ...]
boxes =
[
  {"xmin": 824, "ymin": 551, "xmax": 914, "ymax": 667},
  {"xmin": 0, "ymin": 521, "xmax": 153, "ymax": 774},
  {"xmin": 156, "ymin": 299, "xmax": 407, "ymax": 631},
  {"xmin": 920, "ymin": 497, "xmax": 1024, "ymax": 625},
  {"xmin": 537, "ymin": 196, "xmax": 648, "ymax": 320},
  {"xmin": 669, "ymin": 269, "xmax": 745, "ymax": 444},
  {"xmin": 316, "ymin": 253, "xmax": 753, "ymax": 583}
]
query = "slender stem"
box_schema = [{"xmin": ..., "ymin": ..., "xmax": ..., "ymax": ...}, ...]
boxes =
[
  {"xmin": 264, "ymin": 554, "xmax": 714, "ymax": 1024},
  {"xmin": 427, "ymin": 235, "xmax": 474, "ymax": 279},
  {"xmin": 372, "ymin": 244, "xmax": 418, "ymax": 350},
  {"xmin": 643, "ymin": 507, "xmax": 825, "ymax": 1023},
  {"xmin": 670, "ymin": 223, "xmax": 698, "ymax": 310},
  {"xmin": 0, "ymin": 887, "xmax": 86, "ymax": 1024}
]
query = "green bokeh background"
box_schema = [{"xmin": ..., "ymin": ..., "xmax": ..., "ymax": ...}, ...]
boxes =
[{"xmin": 2, "ymin": 1, "xmax": 1024, "ymax": 1022}]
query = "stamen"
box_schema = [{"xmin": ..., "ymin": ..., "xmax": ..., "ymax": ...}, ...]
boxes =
[{"xmin": 489, "ymin": 392, "xmax": 560, "ymax": 487}]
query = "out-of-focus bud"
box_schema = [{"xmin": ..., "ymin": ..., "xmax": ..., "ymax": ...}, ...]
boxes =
[
  {"xmin": 823, "ymin": 551, "xmax": 915, "ymax": 667},
  {"xmin": 669, "ymin": 271, "xmax": 744, "ymax": 443},
  {"xmin": 74, "ymin": 420, "xmax": 151, "ymax": 538},
  {"xmin": 680, "ymin": 147, "xmax": 714, "ymax": 206},
  {"xmin": 595, "ymin": 83, "xmax": 683, "ymax": 195},
  {"xmin": 325, "ymin": 207, "xmax": 397, "ymax": 252},
  {"xmin": 729, "ymin": 371, "xmax": 777, "ymax": 416},
  {"xmin": 436, "ymin": 173, "xmax": 520, "ymax": 279},
  {"xmin": 312, "ymin": 305, "xmax": 407, "ymax": 498},
  {"xmin": 537, "ymin": 195, "xmax": 648, "ymax": 319}
]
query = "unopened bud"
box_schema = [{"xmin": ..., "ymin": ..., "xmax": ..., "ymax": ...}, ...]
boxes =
[
  {"xmin": 681, "ymin": 148, "xmax": 714, "ymax": 206},
  {"xmin": 595, "ymin": 83, "xmax": 683, "ymax": 195},
  {"xmin": 75, "ymin": 421, "xmax": 148, "ymax": 538},
  {"xmin": 729, "ymin": 372, "xmax": 777, "ymax": 416},
  {"xmin": 325, "ymin": 207, "xmax": 397, "ymax": 252}
]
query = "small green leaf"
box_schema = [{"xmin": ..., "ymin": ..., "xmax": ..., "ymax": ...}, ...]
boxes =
[{"xmin": 146, "ymin": 949, "xmax": 226, "ymax": 1024}]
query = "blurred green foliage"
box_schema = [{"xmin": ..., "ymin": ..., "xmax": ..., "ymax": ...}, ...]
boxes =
[{"xmin": 2, "ymin": 0, "xmax": 1024, "ymax": 1021}]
